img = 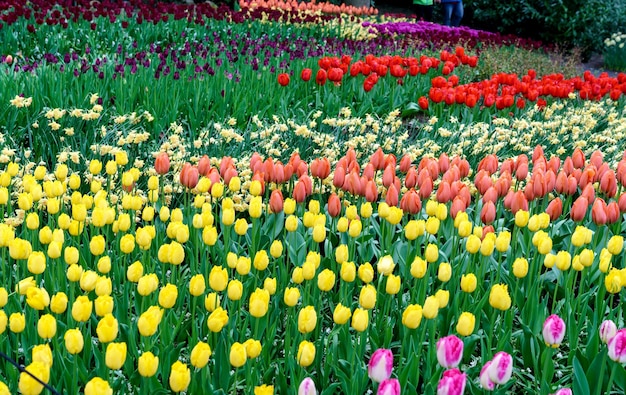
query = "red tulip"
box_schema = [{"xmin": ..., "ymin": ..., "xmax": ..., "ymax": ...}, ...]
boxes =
[
  {"xmin": 278, "ymin": 73, "xmax": 290, "ymax": 86},
  {"xmin": 607, "ymin": 201, "xmax": 620, "ymax": 224},
  {"xmin": 301, "ymin": 68, "xmax": 312, "ymax": 82},
  {"xmin": 370, "ymin": 148, "xmax": 385, "ymax": 171},
  {"xmin": 315, "ymin": 69, "xmax": 327, "ymax": 85},
  {"xmin": 600, "ymin": 170, "xmax": 618, "ymax": 198},
  {"xmin": 365, "ymin": 180, "xmax": 378, "ymax": 203},
  {"xmin": 572, "ymin": 148, "xmax": 586, "ymax": 169},
  {"xmin": 327, "ymin": 193, "xmax": 342, "ymax": 217}
]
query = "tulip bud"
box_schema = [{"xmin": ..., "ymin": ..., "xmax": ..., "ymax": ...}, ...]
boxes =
[
  {"xmin": 542, "ymin": 314, "xmax": 566, "ymax": 348},
  {"xmin": 377, "ymin": 378, "xmax": 401, "ymax": 395},
  {"xmin": 600, "ymin": 319, "xmax": 618, "ymax": 344},
  {"xmin": 487, "ymin": 351, "xmax": 513, "ymax": 385},
  {"xmin": 368, "ymin": 348, "xmax": 393, "ymax": 383},
  {"xmin": 479, "ymin": 360, "xmax": 495, "ymax": 391},
  {"xmin": 608, "ymin": 329, "xmax": 626, "ymax": 363},
  {"xmin": 436, "ymin": 335, "xmax": 464, "ymax": 369},
  {"xmin": 169, "ymin": 361, "xmax": 191, "ymax": 393},
  {"xmin": 298, "ymin": 378, "xmax": 317, "ymax": 395},
  {"xmin": 437, "ymin": 368, "xmax": 466, "ymax": 395},
  {"xmin": 138, "ymin": 352, "xmax": 159, "ymax": 377},
  {"xmin": 297, "ymin": 340, "xmax": 316, "ymax": 367}
]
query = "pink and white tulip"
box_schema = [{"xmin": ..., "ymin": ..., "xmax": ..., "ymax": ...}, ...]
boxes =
[
  {"xmin": 608, "ymin": 329, "xmax": 626, "ymax": 363},
  {"xmin": 437, "ymin": 368, "xmax": 466, "ymax": 395},
  {"xmin": 436, "ymin": 335, "xmax": 464, "ymax": 369},
  {"xmin": 298, "ymin": 378, "xmax": 317, "ymax": 395},
  {"xmin": 550, "ymin": 389, "xmax": 573, "ymax": 395},
  {"xmin": 368, "ymin": 349, "xmax": 394, "ymax": 383},
  {"xmin": 377, "ymin": 378, "xmax": 401, "ymax": 395},
  {"xmin": 542, "ymin": 314, "xmax": 566, "ymax": 348},
  {"xmin": 487, "ymin": 352, "xmax": 513, "ymax": 385},
  {"xmin": 600, "ymin": 320, "xmax": 617, "ymax": 345},
  {"xmin": 479, "ymin": 360, "xmax": 495, "ymax": 391}
]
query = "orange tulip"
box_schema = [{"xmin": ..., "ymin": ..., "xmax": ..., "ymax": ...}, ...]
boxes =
[
  {"xmin": 269, "ymin": 190, "xmax": 284, "ymax": 214},
  {"xmin": 327, "ymin": 193, "xmax": 341, "ymax": 217},
  {"xmin": 607, "ymin": 201, "xmax": 620, "ymax": 224},
  {"xmin": 480, "ymin": 201, "xmax": 496, "ymax": 225},
  {"xmin": 600, "ymin": 170, "xmax": 617, "ymax": 198},
  {"xmin": 592, "ymin": 198, "xmax": 608, "ymax": 225},
  {"xmin": 572, "ymin": 148, "xmax": 586, "ymax": 169},
  {"xmin": 370, "ymin": 148, "xmax": 385, "ymax": 171},
  {"xmin": 155, "ymin": 152, "xmax": 170, "ymax": 175},
  {"xmin": 546, "ymin": 197, "xmax": 563, "ymax": 221},
  {"xmin": 364, "ymin": 180, "xmax": 378, "ymax": 203},
  {"xmin": 386, "ymin": 184, "xmax": 399, "ymax": 207},
  {"xmin": 399, "ymin": 154, "xmax": 412, "ymax": 173},
  {"xmin": 570, "ymin": 196, "xmax": 588, "ymax": 222}
]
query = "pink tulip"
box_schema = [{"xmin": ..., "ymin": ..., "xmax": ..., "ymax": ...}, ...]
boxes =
[
  {"xmin": 368, "ymin": 349, "xmax": 394, "ymax": 383},
  {"xmin": 542, "ymin": 314, "xmax": 566, "ymax": 348},
  {"xmin": 608, "ymin": 329, "xmax": 626, "ymax": 363},
  {"xmin": 436, "ymin": 335, "xmax": 464, "ymax": 369},
  {"xmin": 487, "ymin": 352, "xmax": 513, "ymax": 385},
  {"xmin": 377, "ymin": 378, "xmax": 401, "ymax": 395},
  {"xmin": 600, "ymin": 320, "xmax": 618, "ymax": 345},
  {"xmin": 298, "ymin": 378, "xmax": 317, "ymax": 395},
  {"xmin": 550, "ymin": 389, "xmax": 573, "ymax": 395},
  {"xmin": 437, "ymin": 368, "xmax": 466, "ymax": 395},
  {"xmin": 479, "ymin": 360, "xmax": 495, "ymax": 391}
]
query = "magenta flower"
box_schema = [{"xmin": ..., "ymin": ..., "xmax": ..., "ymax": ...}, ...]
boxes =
[
  {"xmin": 298, "ymin": 378, "xmax": 317, "ymax": 395},
  {"xmin": 479, "ymin": 360, "xmax": 495, "ymax": 391},
  {"xmin": 377, "ymin": 378, "xmax": 401, "ymax": 395},
  {"xmin": 550, "ymin": 389, "xmax": 573, "ymax": 395},
  {"xmin": 608, "ymin": 329, "xmax": 626, "ymax": 363},
  {"xmin": 542, "ymin": 314, "xmax": 566, "ymax": 348},
  {"xmin": 368, "ymin": 349, "xmax": 394, "ymax": 383},
  {"xmin": 437, "ymin": 368, "xmax": 466, "ymax": 395},
  {"xmin": 487, "ymin": 352, "xmax": 513, "ymax": 385},
  {"xmin": 600, "ymin": 320, "xmax": 618, "ymax": 345},
  {"xmin": 436, "ymin": 335, "xmax": 464, "ymax": 369}
]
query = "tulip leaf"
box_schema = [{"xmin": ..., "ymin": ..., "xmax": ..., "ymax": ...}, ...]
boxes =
[
  {"xmin": 573, "ymin": 356, "xmax": 590, "ymax": 395},
  {"xmin": 586, "ymin": 349, "xmax": 607, "ymax": 392},
  {"xmin": 321, "ymin": 383, "xmax": 341, "ymax": 395},
  {"xmin": 401, "ymin": 102, "xmax": 420, "ymax": 118}
]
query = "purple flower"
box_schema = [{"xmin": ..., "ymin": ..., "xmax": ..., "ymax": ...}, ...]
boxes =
[{"xmin": 368, "ymin": 349, "xmax": 393, "ymax": 383}]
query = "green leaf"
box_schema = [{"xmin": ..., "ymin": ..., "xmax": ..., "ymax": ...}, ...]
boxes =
[
  {"xmin": 586, "ymin": 349, "xmax": 607, "ymax": 392},
  {"xmin": 401, "ymin": 102, "xmax": 420, "ymax": 118},
  {"xmin": 573, "ymin": 356, "xmax": 591, "ymax": 395}
]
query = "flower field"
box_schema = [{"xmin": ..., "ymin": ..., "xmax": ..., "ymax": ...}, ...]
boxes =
[{"xmin": 1, "ymin": 0, "xmax": 626, "ymax": 394}]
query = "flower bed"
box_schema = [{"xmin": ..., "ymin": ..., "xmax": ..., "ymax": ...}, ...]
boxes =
[{"xmin": 1, "ymin": 1, "xmax": 626, "ymax": 395}]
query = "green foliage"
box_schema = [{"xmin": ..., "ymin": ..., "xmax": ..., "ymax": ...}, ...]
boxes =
[
  {"xmin": 474, "ymin": 45, "xmax": 582, "ymax": 81},
  {"xmin": 464, "ymin": 0, "xmax": 626, "ymax": 59}
]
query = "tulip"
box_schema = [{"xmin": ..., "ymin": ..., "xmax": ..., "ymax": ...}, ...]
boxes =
[
  {"xmin": 456, "ymin": 312, "xmax": 475, "ymax": 337},
  {"xmin": 155, "ymin": 152, "xmax": 170, "ymax": 175},
  {"xmin": 437, "ymin": 368, "xmax": 466, "ymax": 395},
  {"xmin": 18, "ymin": 361, "xmax": 50, "ymax": 395},
  {"xmin": 297, "ymin": 340, "xmax": 316, "ymax": 367},
  {"xmin": 542, "ymin": 314, "xmax": 566, "ymax": 347},
  {"xmin": 254, "ymin": 385, "xmax": 274, "ymax": 395},
  {"xmin": 137, "ymin": 306, "xmax": 164, "ymax": 337},
  {"xmin": 96, "ymin": 314, "xmax": 118, "ymax": 343},
  {"xmin": 244, "ymin": 339, "xmax": 262, "ymax": 358},
  {"xmin": 359, "ymin": 284, "xmax": 377, "ymax": 309},
  {"xmin": 489, "ymin": 284, "xmax": 511, "ymax": 311},
  {"xmin": 479, "ymin": 360, "xmax": 495, "ymax": 391},
  {"xmin": 368, "ymin": 348, "xmax": 393, "ymax": 383},
  {"xmin": 487, "ymin": 351, "xmax": 513, "ymax": 385},
  {"xmin": 550, "ymin": 389, "xmax": 573, "ymax": 395},
  {"xmin": 190, "ymin": 341, "xmax": 212, "ymax": 369},
  {"xmin": 351, "ymin": 307, "xmax": 370, "ymax": 331},
  {"xmin": 249, "ymin": 288, "xmax": 270, "ymax": 318},
  {"xmin": 209, "ymin": 266, "xmax": 228, "ymax": 292},
  {"xmin": 32, "ymin": 344, "xmax": 53, "ymax": 368},
  {"xmin": 298, "ymin": 306, "xmax": 318, "ymax": 334},
  {"xmin": 423, "ymin": 295, "xmax": 439, "ymax": 319},
  {"xmin": 189, "ymin": 274, "xmax": 206, "ymax": 296},
  {"xmin": 84, "ymin": 377, "xmax": 112, "ymax": 395},
  {"xmin": 138, "ymin": 352, "xmax": 159, "ymax": 377},
  {"xmin": 106, "ymin": 342, "xmax": 127, "ymax": 370},
  {"xmin": 600, "ymin": 319, "xmax": 618, "ymax": 344},
  {"xmin": 159, "ymin": 284, "xmax": 179, "ymax": 309},
  {"xmin": 169, "ymin": 361, "xmax": 191, "ymax": 392},
  {"xmin": 230, "ymin": 342, "xmax": 247, "ymax": 367},
  {"xmin": 378, "ymin": 378, "xmax": 401, "ymax": 395},
  {"xmin": 437, "ymin": 335, "xmax": 464, "ymax": 369},
  {"xmin": 333, "ymin": 304, "xmax": 351, "ymax": 325},
  {"xmin": 64, "ymin": 328, "xmax": 84, "ymax": 354},
  {"xmin": 37, "ymin": 314, "xmax": 56, "ymax": 339},
  {"xmin": 402, "ymin": 304, "xmax": 423, "ymax": 329},
  {"xmin": 608, "ymin": 329, "xmax": 626, "ymax": 363},
  {"xmin": 299, "ymin": 377, "xmax": 317, "ymax": 395}
]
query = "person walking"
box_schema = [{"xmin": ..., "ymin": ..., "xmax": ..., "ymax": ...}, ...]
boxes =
[
  {"xmin": 439, "ymin": 0, "xmax": 463, "ymax": 27},
  {"xmin": 413, "ymin": 0, "xmax": 434, "ymax": 22}
]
